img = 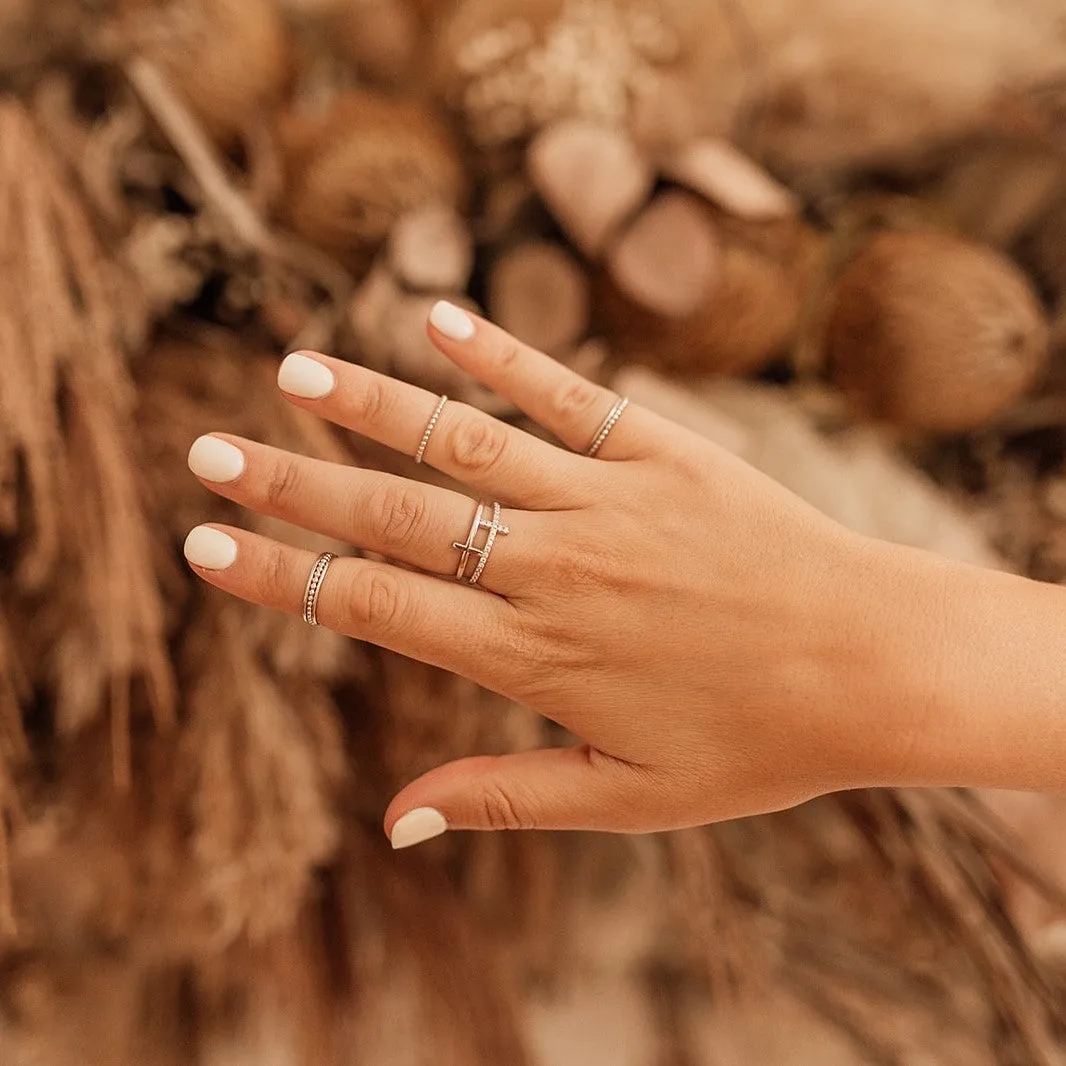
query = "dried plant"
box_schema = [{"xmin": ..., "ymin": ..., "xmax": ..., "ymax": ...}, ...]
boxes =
[{"xmin": 1, "ymin": 2, "xmax": 1066, "ymax": 1063}]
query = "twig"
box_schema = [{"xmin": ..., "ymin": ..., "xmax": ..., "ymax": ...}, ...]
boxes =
[
  {"xmin": 786, "ymin": 979, "xmax": 902, "ymax": 1066},
  {"xmin": 124, "ymin": 56, "xmax": 273, "ymax": 251},
  {"xmin": 931, "ymin": 790, "xmax": 1066, "ymax": 913},
  {"xmin": 124, "ymin": 57, "xmax": 355, "ymax": 342}
]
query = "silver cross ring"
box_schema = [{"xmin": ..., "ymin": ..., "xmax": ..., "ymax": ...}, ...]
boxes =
[{"xmin": 452, "ymin": 502, "xmax": 509, "ymax": 587}]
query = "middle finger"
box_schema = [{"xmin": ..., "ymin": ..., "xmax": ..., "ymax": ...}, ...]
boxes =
[
  {"xmin": 276, "ymin": 352, "xmax": 596, "ymax": 509},
  {"xmin": 187, "ymin": 433, "xmax": 540, "ymax": 592}
]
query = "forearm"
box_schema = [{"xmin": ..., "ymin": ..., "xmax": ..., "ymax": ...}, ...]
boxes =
[{"xmin": 851, "ymin": 538, "xmax": 1066, "ymax": 793}]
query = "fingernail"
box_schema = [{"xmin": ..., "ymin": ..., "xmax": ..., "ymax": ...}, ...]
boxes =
[
  {"xmin": 188, "ymin": 436, "xmax": 245, "ymax": 483},
  {"xmin": 429, "ymin": 300, "xmax": 475, "ymax": 342},
  {"xmin": 390, "ymin": 807, "xmax": 448, "ymax": 850},
  {"xmin": 278, "ymin": 353, "xmax": 336, "ymax": 399},
  {"xmin": 184, "ymin": 526, "xmax": 238, "ymax": 571}
]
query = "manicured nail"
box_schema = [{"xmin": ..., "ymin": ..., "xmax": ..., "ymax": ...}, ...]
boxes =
[
  {"xmin": 188, "ymin": 436, "xmax": 245, "ymax": 483},
  {"xmin": 278, "ymin": 353, "xmax": 336, "ymax": 399},
  {"xmin": 390, "ymin": 807, "xmax": 448, "ymax": 850},
  {"xmin": 429, "ymin": 300, "xmax": 475, "ymax": 342},
  {"xmin": 184, "ymin": 526, "xmax": 238, "ymax": 571}
]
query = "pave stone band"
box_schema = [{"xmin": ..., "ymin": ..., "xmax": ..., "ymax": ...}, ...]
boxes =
[
  {"xmin": 452, "ymin": 502, "xmax": 509, "ymax": 586},
  {"xmin": 585, "ymin": 396, "xmax": 630, "ymax": 458},
  {"xmin": 415, "ymin": 395, "xmax": 448, "ymax": 464},
  {"xmin": 303, "ymin": 552, "xmax": 335, "ymax": 627}
]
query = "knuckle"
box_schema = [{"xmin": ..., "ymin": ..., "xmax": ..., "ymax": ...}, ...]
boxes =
[
  {"xmin": 264, "ymin": 457, "xmax": 303, "ymax": 511},
  {"xmin": 496, "ymin": 341, "xmax": 522, "ymax": 370},
  {"xmin": 356, "ymin": 376, "xmax": 388, "ymax": 425},
  {"xmin": 661, "ymin": 443, "xmax": 709, "ymax": 487},
  {"xmin": 260, "ymin": 543, "xmax": 290, "ymax": 604},
  {"xmin": 479, "ymin": 781, "xmax": 530, "ymax": 831},
  {"xmin": 349, "ymin": 567, "xmax": 405, "ymax": 631},
  {"xmin": 552, "ymin": 543, "xmax": 609, "ymax": 588},
  {"xmin": 551, "ymin": 378, "xmax": 602, "ymax": 424},
  {"xmin": 498, "ymin": 618, "xmax": 544, "ymax": 675},
  {"xmin": 447, "ymin": 415, "xmax": 509, "ymax": 476},
  {"xmin": 371, "ymin": 482, "xmax": 426, "ymax": 550}
]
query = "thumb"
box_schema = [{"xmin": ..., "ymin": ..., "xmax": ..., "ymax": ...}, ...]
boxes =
[{"xmin": 384, "ymin": 745, "xmax": 642, "ymax": 849}]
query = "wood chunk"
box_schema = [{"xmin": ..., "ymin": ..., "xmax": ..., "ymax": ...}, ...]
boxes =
[
  {"xmin": 388, "ymin": 293, "xmax": 472, "ymax": 389},
  {"xmin": 528, "ymin": 120, "xmax": 654, "ymax": 257},
  {"xmin": 629, "ymin": 73, "xmax": 700, "ymax": 157},
  {"xmin": 596, "ymin": 211, "xmax": 822, "ymax": 376},
  {"xmin": 488, "ymin": 242, "xmax": 590, "ymax": 354},
  {"xmin": 388, "ymin": 204, "xmax": 474, "ymax": 293},
  {"xmin": 347, "ymin": 262, "xmax": 399, "ymax": 367},
  {"xmin": 606, "ymin": 191, "xmax": 719, "ymax": 319},
  {"xmin": 664, "ymin": 138, "xmax": 798, "ymax": 221}
]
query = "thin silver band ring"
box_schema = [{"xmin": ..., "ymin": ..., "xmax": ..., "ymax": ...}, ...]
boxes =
[
  {"xmin": 415, "ymin": 395, "xmax": 448, "ymax": 464},
  {"xmin": 303, "ymin": 552, "xmax": 335, "ymax": 627},
  {"xmin": 586, "ymin": 397, "xmax": 630, "ymax": 458}
]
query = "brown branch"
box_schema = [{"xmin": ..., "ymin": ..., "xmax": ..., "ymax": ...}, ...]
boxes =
[
  {"xmin": 124, "ymin": 56, "xmax": 272, "ymax": 250},
  {"xmin": 123, "ymin": 56, "xmax": 355, "ymax": 344}
]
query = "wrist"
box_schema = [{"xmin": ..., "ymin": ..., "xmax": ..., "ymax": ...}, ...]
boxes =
[{"xmin": 837, "ymin": 537, "xmax": 1066, "ymax": 792}]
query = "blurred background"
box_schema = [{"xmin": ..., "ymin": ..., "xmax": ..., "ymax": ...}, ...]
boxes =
[{"xmin": 1, "ymin": 0, "xmax": 1066, "ymax": 1062}]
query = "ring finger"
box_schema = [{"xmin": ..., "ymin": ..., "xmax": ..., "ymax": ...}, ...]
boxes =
[{"xmin": 187, "ymin": 433, "xmax": 537, "ymax": 592}]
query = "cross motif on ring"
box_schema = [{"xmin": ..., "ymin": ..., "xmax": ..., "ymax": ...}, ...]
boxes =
[{"xmin": 453, "ymin": 503, "xmax": 509, "ymax": 584}]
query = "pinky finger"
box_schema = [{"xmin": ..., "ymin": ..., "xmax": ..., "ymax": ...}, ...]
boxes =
[{"xmin": 183, "ymin": 524, "xmax": 516, "ymax": 685}]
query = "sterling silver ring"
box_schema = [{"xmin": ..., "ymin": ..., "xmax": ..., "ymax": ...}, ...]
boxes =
[
  {"xmin": 586, "ymin": 396, "xmax": 630, "ymax": 458},
  {"xmin": 415, "ymin": 395, "xmax": 448, "ymax": 464},
  {"xmin": 303, "ymin": 552, "xmax": 335, "ymax": 627},
  {"xmin": 452, "ymin": 502, "xmax": 509, "ymax": 587}
]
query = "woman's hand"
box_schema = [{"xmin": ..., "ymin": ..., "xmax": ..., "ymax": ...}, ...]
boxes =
[{"xmin": 181, "ymin": 302, "xmax": 1038, "ymax": 849}]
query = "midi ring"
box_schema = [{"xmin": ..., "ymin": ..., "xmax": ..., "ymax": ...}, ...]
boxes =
[
  {"xmin": 585, "ymin": 396, "xmax": 630, "ymax": 458},
  {"xmin": 415, "ymin": 395, "xmax": 448, "ymax": 464},
  {"xmin": 303, "ymin": 552, "xmax": 335, "ymax": 627},
  {"xmin": 452, "ymin": 501, "xmax": 509, "ymax": 586}
]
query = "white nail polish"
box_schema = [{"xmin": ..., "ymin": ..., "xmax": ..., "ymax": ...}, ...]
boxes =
[
  {"xmin": 278, "ymin": 353, "xmax": 336, "ymax": 399},
  {"xmin": 184, "ymin": 526, "xmax": 238, "ymax": 571},
  {"xmin": 429, "ymin": 300, "xmax": 475, "ymax": 342},
  {"xmin": 188, "ymin": 436, "xmax": 245, "ymax": 483},
  {"xmin": 390, "ymin": 807, "xmax": 448, "ymax": 850}
]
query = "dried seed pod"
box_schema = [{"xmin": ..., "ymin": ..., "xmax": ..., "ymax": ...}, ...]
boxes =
[
  {"xmin": 605, "ymin": 190, "xmax": 720, "ymax": 319},
  {"xmin": 118, "ymin": 0, "xmax": 296, "ymax": 148},
  {"xmin": 279, "ymin": 90, "xmax": 469, "ymax": 276},
  {"xmin": 528, "ymin": 119, "xmax": 654, "ymax": 258},
  {"xmin": 487, "ymin": 241, "xmax": 590, "ymax": 354},
  {"xmin": 329, "ymin": 0, "xmax": 421, "ymax": 87},
  {"xmin": 826, "ymin": 231, "xmax": 1050, "ymax": 432},
  {"xmin": 595, "ymin": 205, "xmax": 823, "ymax": 376}
]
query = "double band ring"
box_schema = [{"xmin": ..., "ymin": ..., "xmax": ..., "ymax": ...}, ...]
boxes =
[
  {"xmin": 303, "ymin": 552, "xmax": 335, "ymax": 627},
  {"xmin": 452, "ymin": 501, "xmax": 509, "ymax": 586},
  {"xmin": 586, "ymin": 396, "xmax": 630, "ymax": 458},
  {"xmin": 415, "ymin": 395, "xmax": 448, "ymax": 464}
]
